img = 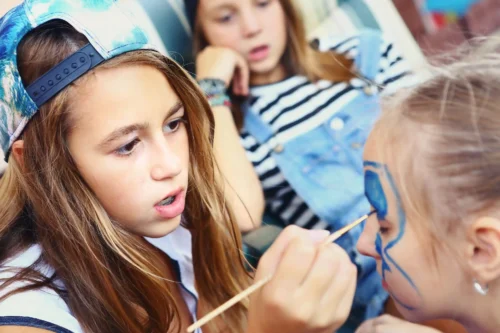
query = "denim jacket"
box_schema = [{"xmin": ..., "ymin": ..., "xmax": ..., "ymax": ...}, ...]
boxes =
[{"xmin": 243, "ymin": 30, "xmax": 388, "ymax": 330}]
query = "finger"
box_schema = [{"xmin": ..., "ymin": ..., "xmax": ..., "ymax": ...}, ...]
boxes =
[
  {"xmin": 294, "ymin": 243, "xmax": 341, "ymax": 303},
  {"xmin": 232, "ymin": 68, "xmax": 242, "ymax": 96},
  {"xmin": 356, "ymin": 315, "xmax": 413, "ymax": 333},
  {"xmin": 234, "ymin": 53, "xmax": 250, "ymax": 96},
  {"xmin": 255, "ymin": 227, "xmax": 329, "ymax": 280},
  {"xmin": 355, "ymin": 319, "xmax": 376, "ymax": 333},
  {"xmin": 255, "ymin": 225, "xmax": 306, "ymax": 280},
  {"xmin": 373, "ymin": 314, "xmax": 404, "ymax": 325},
  {"xmin": 269, "ymin": 235, "xmax": 317, "ymax": 293},
  {"xmin": 317, "ymin": 250, "xmax": 357, "ymax": 325},
  {"xmin": 330, "ymin": 262, "xmax": 357, "ymax": 325},
  {"xmin": 367, "ymin": 323, "xmax": 411, "ymax": 333}
]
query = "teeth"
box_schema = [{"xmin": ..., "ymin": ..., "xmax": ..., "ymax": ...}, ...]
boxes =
[{"xmin": 159, "ymin": 196, "xmax": 175, "ymax": 206}]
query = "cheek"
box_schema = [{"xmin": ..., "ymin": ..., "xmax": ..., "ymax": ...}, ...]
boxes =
[
  {"xmin": 203, "ymin": 24, "xmax": 243, "ymax": 51},
  {"xmin": 268, "ymin": 5, "xmax": 287, "ymax": 46},
  {"xmin": 178, "ymin": 130, "xmax": 190, "ymax": 170},
  {"xmin": 73, "ymin": 149, "xmax": 149, "ymax": 218},
  {"xmin": 86, "ymin": 161, "xmax": 146, "ymax": 210}
]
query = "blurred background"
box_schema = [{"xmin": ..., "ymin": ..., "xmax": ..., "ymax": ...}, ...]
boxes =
[
  {"xmin": 0, "ymin": 0, "xmax": 499, "ymax": 199},
  {"xmin": 1, "ymin": 0, "xmax": 498, "ymax": 60}
]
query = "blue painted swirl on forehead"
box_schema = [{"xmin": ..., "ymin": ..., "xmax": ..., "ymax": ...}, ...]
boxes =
[{"xmin": 364, "ymin": 170, "xmax": 387, "ymax": 220}]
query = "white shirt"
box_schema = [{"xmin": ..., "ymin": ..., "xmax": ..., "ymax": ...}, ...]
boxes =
[{"xmin": 0, "ymin": 226, "xmax": 202, "ymax": 333}]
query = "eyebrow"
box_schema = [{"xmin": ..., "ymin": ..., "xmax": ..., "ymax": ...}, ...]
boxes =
[
  {"xmin": 98, "ymin": 102, "xmax": 183, "ymax": 149},
  {"xmin": 208, "ymin": 2, "xmax": 234, "ymax": 12}
]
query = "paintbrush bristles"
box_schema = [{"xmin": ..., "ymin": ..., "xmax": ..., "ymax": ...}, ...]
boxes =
[{"xmin": 186, "ymin": 214, "xmax": 371, "ymax": 333}]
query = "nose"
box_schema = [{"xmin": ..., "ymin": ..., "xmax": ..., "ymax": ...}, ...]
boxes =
[
  {"xmin": 357, "ymin": 214, "xmax": 381, "ymax": 259},
  {"xmin": 241, "ymin": 8, "xmax": 262, "ymax": 38},
  {"xmin": 150, "ymin": 140, "xmax": 182, "ymax": 181}
]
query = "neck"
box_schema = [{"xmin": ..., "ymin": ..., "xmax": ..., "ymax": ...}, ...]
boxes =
[
  {"xmin": 453, "ymin": 285, "xmax": 500, "ymax": 333},
  {"xmin": 250, "ymin": 64, "xmax": 287, "ymax": 86}
]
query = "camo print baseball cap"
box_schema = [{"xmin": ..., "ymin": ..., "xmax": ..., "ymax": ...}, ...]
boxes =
[{"xmin": 0, "ymin": 0, "xmax": 163, "ymax": 161}]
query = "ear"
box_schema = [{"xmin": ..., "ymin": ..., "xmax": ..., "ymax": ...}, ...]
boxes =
[
  {"xmin": 465, "ymin": 216, "xmax": 500, "ymax": 285},
  {"xmin": 11, "ymin": 140, "xmax": 25, "ymax": 170}
]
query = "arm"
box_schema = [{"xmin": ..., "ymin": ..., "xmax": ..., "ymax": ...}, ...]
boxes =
[
  {"xmin": 212, "ymin": 104, "xmax": 265, "ymax": 232},
  {"xmin": 196, "ymin": 47, "xmax": 265, "ymax": 232}
]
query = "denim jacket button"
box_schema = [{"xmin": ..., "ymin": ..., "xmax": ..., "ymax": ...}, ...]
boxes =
[
  {"xmin": 363, "ymin": 85, "xmax": 377, "ymax": 96},
  {"xmin": 273, "ymin": 144, "xmax": 284, "ymax": 153},
  {"xmin": 330, "ymin": 117, "xmax": 344, "ymax": 131}
]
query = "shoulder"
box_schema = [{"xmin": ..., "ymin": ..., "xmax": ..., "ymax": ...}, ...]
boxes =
[
  {"xmin": 0, "ymin": 247, "xmax": 83, "ymax": 333},
  {"xmin": 321, "ymin": 30, "xmax": 417, "ymax": 93},
  {"xmin": 314, "ymin": 30, "xmax": 396, "ymax": 62}
]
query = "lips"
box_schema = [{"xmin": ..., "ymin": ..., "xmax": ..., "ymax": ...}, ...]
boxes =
[
  {"xmin": 154, "ymin": 188, "xmax": 185, "ymax": 220},
  {"xmin": 155, "ymin": 188, "xmax": 181, "ymax": 206},
  {"xmin": 382, "ymin": 279, "xmax": 389, "ymax": 291},
  {"xmin": 248, "ymin": 45, "xmax": 270, "ymax": 62}
]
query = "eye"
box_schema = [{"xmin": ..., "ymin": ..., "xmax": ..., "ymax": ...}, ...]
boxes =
[
  {"xmin": 115, "ymin": 138, "xmax": 140, "ymax": 156},
  {"xmin": 217, "ymin": 11, "xmax": 234, "ymax": 23},
  {"xmin": 377, "ymin": 217, "xmax": 390, "ymax": 235},
  {"xmin": 218, "ymin": 15, "xmax": 232, "ymax": 23},
  {"xmin": 257, "ymin": 0, "xmax": 271, "ymax": 7},
  {"xmin": 379, "ymin": 227, "xmax": 390, "ymax": 235},
  {"xmin": 163, "ymin": 118, "xmax": 185, "ymax": 133}
]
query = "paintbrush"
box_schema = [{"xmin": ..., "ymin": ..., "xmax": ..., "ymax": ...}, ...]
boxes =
[{"xmin": 186, "ymin": 211, "xmax": 374, "ymax": 333}]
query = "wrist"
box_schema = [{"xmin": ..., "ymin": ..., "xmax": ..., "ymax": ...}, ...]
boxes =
[{"xmin": 197, "ymin": 78, "xmax": 232, "ymax": 108}]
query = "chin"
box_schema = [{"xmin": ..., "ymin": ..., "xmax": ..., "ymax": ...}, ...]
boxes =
[
  {"xmin": 139, "ymin": 215, "xmax": 182, "ymax": 238},
  {"xmin": 250, "ymin": 58, "xmax": 281, "ymax": 77},
  {"xmin": 394, "ymin": 303, "xmax": 433, "ymax": 324}
]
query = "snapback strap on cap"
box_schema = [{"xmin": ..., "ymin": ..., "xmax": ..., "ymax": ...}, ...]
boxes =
[{"xmin": 26, "ymin": 43, "xmax": 104, "ymax": 107}]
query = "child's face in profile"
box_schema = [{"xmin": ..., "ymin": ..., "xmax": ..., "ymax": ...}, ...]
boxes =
[
  {"xmin": 66, "ymin": 64, "xmax": 190, "ymax": 238},
  {"xmin": 357, "ymin": 131, "xmax": 464, "ymax": 322}
]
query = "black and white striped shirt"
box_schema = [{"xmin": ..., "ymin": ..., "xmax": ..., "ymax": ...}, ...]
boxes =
[{"xmin": 240, "ymin": 34, "xmax": 416, "ymax": 230}]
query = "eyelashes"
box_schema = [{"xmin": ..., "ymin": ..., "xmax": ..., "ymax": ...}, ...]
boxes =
[{"xmin": 114, "ymin": 117, "xmax": 185, "ymax": 157}]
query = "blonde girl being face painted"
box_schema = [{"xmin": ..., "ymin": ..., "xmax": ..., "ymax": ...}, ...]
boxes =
[{"xmin": 358, "ymin": 40, "xmax": 500, "ymax": 333}]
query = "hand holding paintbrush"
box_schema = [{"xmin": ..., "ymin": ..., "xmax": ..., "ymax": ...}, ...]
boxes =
[{"xmin": 188, "ymin": 212, "xmax": 373, "ymax": 333}]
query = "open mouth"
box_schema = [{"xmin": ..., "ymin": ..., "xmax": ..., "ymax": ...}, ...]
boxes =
[
  {"xmin": 157, "ymin": 196, "xmax": 175, "ymax": 206},
  {"xmin": 249, "ymin": 45, "xmax": 270, "ymax": 62},
  {"xmin": 155, "ymin": 187, "xmax": 182, "ymax": 207},
  {"xmin": 154, "ymin": 188, "xmax": 186, "ymax": 220}
]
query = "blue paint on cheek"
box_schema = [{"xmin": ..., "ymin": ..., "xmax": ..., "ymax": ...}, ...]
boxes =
[
  {"xmin": 375, "ymin": 233, "xmax": 382, "ymax": 256},
  {"xmin": 364, "ymin": 170, "xmax": 388, "ymax": 220},
  {"xmin": 364, "ymin": 162, "xmax": 422, "ymax": 311}
]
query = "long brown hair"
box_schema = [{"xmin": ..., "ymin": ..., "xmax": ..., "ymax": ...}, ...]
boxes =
[
  {"xmin": 193, "ymin": 0, "xmax": 355, "ymax": 127},
  {"xmin": 0, "ymin": 20, "xmax": 250, "ymax": 333},
  {"xmin": 372, "ymin": 38, "xmax": 500, "ymax": 242}
]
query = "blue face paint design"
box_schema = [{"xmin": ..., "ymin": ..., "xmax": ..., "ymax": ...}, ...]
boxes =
[
  {"xmin": 364, "ymin": 161, "xmax": 420, "ymax": 311},
  {"xmin": 365, "ymin": 170, "xmax": 388, "ymax": 220},
  {"xmin": 375, "ymin": 233, "xmax": 383, "ymax": 256}
]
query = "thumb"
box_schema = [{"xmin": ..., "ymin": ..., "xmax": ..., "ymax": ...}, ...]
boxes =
[{"xmin": 255, "ymin": 227, "xmax": 326, "ymax": 280}]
